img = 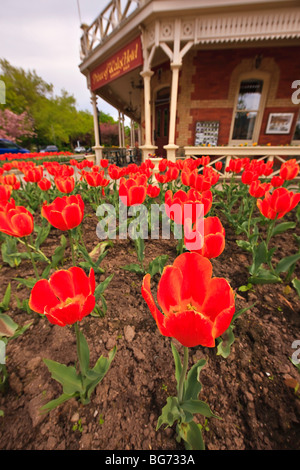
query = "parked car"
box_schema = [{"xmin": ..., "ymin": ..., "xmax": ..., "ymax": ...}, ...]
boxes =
[
  {"xmin": 0, "ymin": 138, "xmax": 30, "ymax": 154},
  {"xmin": 74, "ymin": 146, "xmax": 86, "ymax": 153},
  {"xmin": 40, "ymin": 145, "xmax": 59, "ymax": 153}
]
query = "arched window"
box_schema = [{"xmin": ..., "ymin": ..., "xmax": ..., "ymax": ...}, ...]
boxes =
[{"xmin": 230, "ymin": 72, "xmax": 270, "ymax": 144}]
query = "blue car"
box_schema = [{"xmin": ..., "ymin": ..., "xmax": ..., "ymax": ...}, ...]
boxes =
[{"xmin": 0, "ymin": 138, "xmax": 30, "ymax": 155}]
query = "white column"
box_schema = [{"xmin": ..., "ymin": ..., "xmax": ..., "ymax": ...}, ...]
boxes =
[
  {"xmin": 139, "ymin": 69, "xmax": 157, "ymax": 161},
  {"xmin": 164, "ymin": 63, "xmax": 181, "ymax": 163},
  {"xmin": 121, "ymin": 113, "xmax": 125, "ymax": 148},
  {"xmin": 90, "ymin": 92, "xmax": 103, "ymax": 165},
  {"xmin": 118, "ymin": 110, "xmax": 122, "ymax": 148}
]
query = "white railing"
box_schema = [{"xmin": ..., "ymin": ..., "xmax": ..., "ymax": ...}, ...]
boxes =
[
  {"xmin": 183, "ymin": 146, "xmax": 300, "ymax": 180},
  {"xmin": 80, "ymin": 0, "xmax": 141, "ymax": 59}
]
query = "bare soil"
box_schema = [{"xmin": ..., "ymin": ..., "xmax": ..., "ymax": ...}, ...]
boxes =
[{"xmin": 0, "ymin": 204, "xmax": 299, "ymax": 451}]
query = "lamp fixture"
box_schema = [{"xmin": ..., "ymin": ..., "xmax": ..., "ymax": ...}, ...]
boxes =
[{"xmin": 130, "ymin": 78, "xmax": 144, "ymax": 89}]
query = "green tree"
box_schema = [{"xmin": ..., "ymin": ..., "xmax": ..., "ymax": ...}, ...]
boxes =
[{"xmin": 0, "ymin": 59, "xmax": 117, "ymax": 151}]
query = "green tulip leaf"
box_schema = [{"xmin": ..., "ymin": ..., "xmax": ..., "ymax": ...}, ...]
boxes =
[
  {"xmin": 183, "ymin": 358, "xmax": 206, "ymax": 402},
  {"xmin": 43, "ymin": 359, "xmax": 84, "ymax": 396},
  {"xmin": 271, "ymin": 222, "xmax": 296, "ymax": 237},
  {"xmin": 176, "ymin": 420, "xmax": 205, "ymax": 451},
  {"xmin": 181, "ymin": 399, "xmax": 219, "ymax": 419},
  {"xmin": 292, "ymin": 278, "xmax": 300, "ymax": 297},
  {"xmin": 275, "ymin": 253, "xmax": 300, "ymax": 275}
]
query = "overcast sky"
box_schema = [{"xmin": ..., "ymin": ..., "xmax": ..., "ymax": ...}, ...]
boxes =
[{"xmin": 0, "ymin": 0, "xmax": 121, "ymax": 119}]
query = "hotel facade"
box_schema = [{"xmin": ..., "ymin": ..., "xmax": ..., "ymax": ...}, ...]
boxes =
[{"xmin": 79, "ymin": 0, "xmax": 300, "ymax": 163}]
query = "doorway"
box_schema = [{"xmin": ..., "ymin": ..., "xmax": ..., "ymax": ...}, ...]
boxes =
[{"xmin": 154, "ymin": 87, "xmax": 170, "ymax": 157}]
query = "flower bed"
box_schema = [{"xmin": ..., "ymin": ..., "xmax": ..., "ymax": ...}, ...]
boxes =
[{"xmin": 0, "ymin": 156, "xmax": 299, "ymax": 450}]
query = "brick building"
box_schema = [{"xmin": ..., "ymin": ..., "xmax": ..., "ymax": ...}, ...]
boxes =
[{"xmin": 79, "ymin": 0, "xmax": 300, "ymax": 162}]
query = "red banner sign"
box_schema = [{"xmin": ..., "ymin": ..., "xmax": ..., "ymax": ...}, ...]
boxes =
[{"xmin": 90, "ymin": 36, "xmax": 143, "ymax": 91}]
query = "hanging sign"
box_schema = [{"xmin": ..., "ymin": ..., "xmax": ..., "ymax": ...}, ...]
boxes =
[{"xmin": 90, "ymin": 36, "xmax": 143, "ymax": 91}]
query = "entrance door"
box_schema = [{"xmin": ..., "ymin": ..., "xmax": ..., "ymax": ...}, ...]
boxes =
[{"xmin": 155, "ymin": 87, "xmax": 170, "ymax": 157}]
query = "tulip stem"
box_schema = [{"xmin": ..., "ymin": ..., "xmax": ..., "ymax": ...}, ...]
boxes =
[
  {"xmin": 247, "ymin": 198, "xmax": 255, "ymax": 237},
  {"xmin": 74, "ymin": 322, "xmax": 84, "ymax": 388},
  {"xmin": 68, "ymin": 231, "xmax": 76, "ymax": 265},
  {"xmin": 24, "ymin": 237, "xmax": 40, "ymax": 280},
  {"xmin": 178, "ymin": 346, "xmax": 189, "ymax": 404},
  {"xmin": 17, "ymin": 238, "xmax": 50, "ymax": 264}
]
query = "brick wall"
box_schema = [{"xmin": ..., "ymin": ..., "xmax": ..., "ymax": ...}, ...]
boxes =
[{"xmin": 175, "ymin": 45, "xmax": 300, "ymax": 147}]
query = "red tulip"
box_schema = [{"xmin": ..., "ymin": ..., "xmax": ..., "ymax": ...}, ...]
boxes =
[
  {"xmin": 24, "ymin": 166, "xmax": 44, "ymax": 183},
  {"xmin": 165, "ymin": 166, "xmax": 179, "ymax": 182},
  {"xmin": 55, "ymin": 176, "xmax": 75, "ymax": 193},
  {"xmin": 280, "ymin": 159, "xmax": 299, "ymax": 181},
  {"xmin": 270, "ymin": 176, "xmax": 284, "ymax": 188},
  {"xmin": 142, "ymin": 252, "xmax": 235, "ymax": 348},
  {"xmin": 249, "ymin": 180, "xmax": 272, "ymax": 198},
  {"xmin": 84, "ymin": 170, "xmax": 109, "ymax": 188},
  {"xmin": 147, "ymin": 184, "xmax": 160, "ymax": 198},
  {"xmin": 108, "ymin": 164, "xmax": 122, "ymax": 180},
  {"xmin": 100, "ymin": 159, "xmax": 109, "ymax": 168},
  {"xmin": 159, "ymin": 159, "xmax": 168, "ymax": 173},
  {"xmin": 29, "ymin": 267, "xmax": 95, "ymax": 326},
  {"xmin": 38, "ymin": 177, "xmax": 52, "ymax": 191},
  {"xmin": 0, "ymin": 199, "xmax": 34, "ymax": 238},
  {"xmin": 215, "ymin": 161, "xmax": 222, "ymax": 171},
  {"xmin": 165, "ymin": 188, "xmax": 212, "ymax": 225},
  {"xmin": 119, "ymin": 176, "xmax": 147, "ymax": 206},
  {"xmin": 42, "ymin": 194, "xmax": 84, "ymax": 230},
  {"xmin": 3, "ymin": 174, "xmax": 17, "ymax": 187},
  {"xmin": 257, "ymin": 187, "xmax": 300, "ymax": 220},
  {"xmin": 0, "ymin": 184, "xmax": 12, "ymax": 201},
  {"xmin": 184, "ymin": 216, "xmax": 225, "ymax": 258},
  {"xmin": 226, "ymin": 158, "xmax": 243, "ymax": 174},
  {"xmin": 241, "ymin": 169, "xmax": 259, "ymax": 185},
  {"xmin": 155, "ymin": 173, "xmax": 168, "ymax": 184}
]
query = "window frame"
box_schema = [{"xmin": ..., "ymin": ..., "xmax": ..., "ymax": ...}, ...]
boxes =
[
  {"xmin": 229, "ymin": 70, "xmax": 270, "ymax": 145},
  {"xmin": 292, "ymin": 109, "xmax": 300, "ymax": 145}
]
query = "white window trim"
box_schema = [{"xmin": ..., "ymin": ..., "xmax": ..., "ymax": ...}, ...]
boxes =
[
  {"xmin": 229, "ymin": 70, "xmax": 270, "ymax": 145},
  {"xmin": 292, "ymin": 109, "xmax": 300, "ymax": 145}
]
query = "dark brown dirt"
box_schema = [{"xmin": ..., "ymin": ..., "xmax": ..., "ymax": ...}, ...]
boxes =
[{"xmin": 0, "ymin": 203, "xmax": 299, "ymax": 451}]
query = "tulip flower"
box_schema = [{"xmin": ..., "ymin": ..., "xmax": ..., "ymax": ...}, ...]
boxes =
[
  {"xmin": 3, "ymin": 174, "xmax": 18, "ymax": 187},
  {"xmin": 257, "ymin": 187, "xmax": 300, "ymax": 220},
  {"xmin": 226, "ymin": 158, "xmax": 243, "ymax": 174},
  {"xmin": 29, "ymin": 267, "xmax": 95, "ymax": 326},
  {"xmin": 155, "ymin": 173, "xmax": 168, "ymax": 184},
  {"xmin": 119, "ymin": 176, "xmax": 147, "ymax": 206},
  {"xmin": 249, "ymin": 180, "xmax": 272, "ymax": 198},
  {"xmin": 84, "ymin": 170, "xmax": 109, "ymax": 188},
  {"xmin": 280, "ymin": 159, "xmax": 299, "ymax": 181},
  {"xmin": 165, "ymin": 188, "xmax": 212, "ymax": 225},
  {"xmin": 108, "ymin": 164, "xmax": 122, "ymax": 180},
  {"xmin": 0, "ymin": 198, "xmax": 33, "ymax": 238},
  {"xmin": 23, "ymin": 166, "xmax": 44, "ymax": 183},
  {"xmin": 159, "ymin": 159, "xmax": 168, "ymax": 173},
  {"xmin": 100, "ymin": 159, "xmax": 109, "ymax": 168},
  {"xmin": 215, "ymin": 161, "xmax": 222, "ymax": 171},
  {"xmin": 28, "ymin": 267, "xmax": 115, "ymax": 412},
  {"xmin": 241, "ymin": 169, "xmax": 259, "ymax": 185},
  {"xmin": 0, "ymin": 184, "xmax": 12, "ymax": 201},
  {"xmin": 142, "ymin": 252, "xmax": 235, "ymax": 348},
  {"xmin": 54, "ymin": 176, "xmax": 75, "ymax": 193},
  {"xmin": 38, "ymin": 177, "xmax": 52, "ymax": 191},
  {"xmin": 184, "ymin": 216, "xmax": 225, "ymax": 258},
  {"xmin": 41, "ymin": 194, "xmax": 84, "ymax": 231},
  {"xmin": 270, "ymin": 176, "xmax": 284, "ymax": 188},
  {"xmin": 147, "ymin": 184, "xmax": 160, "ymax": 199}
]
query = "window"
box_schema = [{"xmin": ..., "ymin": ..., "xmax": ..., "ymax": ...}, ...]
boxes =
[
  {"xmin": 232, "ymin": 79, "xmax": 263, "ymax": 141},
  {"xmin": 293, "ymin": 111, "xmax": 300, "ymax": 141}
]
